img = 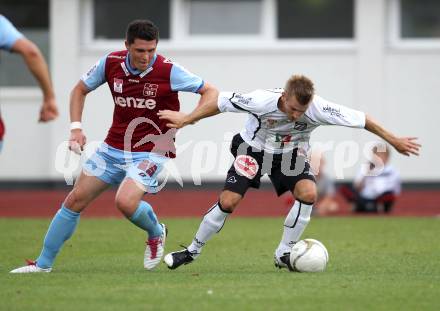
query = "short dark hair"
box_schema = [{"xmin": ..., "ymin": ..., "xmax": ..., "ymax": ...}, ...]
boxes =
[
  {"xmin": 126, "ymin": 19, "xmax": 159, "ymax": 44},
  {"xmin": 284, "ymin": 75, "xmax": 315, "ymax": 106}
]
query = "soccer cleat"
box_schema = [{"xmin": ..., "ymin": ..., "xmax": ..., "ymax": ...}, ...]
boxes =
[
  {"xmin": 164, "ymin": 248, "xmax": 198, "ymax": 270},
  {"xmin": 144, "ymin": 223, "xmax": 167, "ymax": 270},
  {"xmin": 10, "ymin": 259, "xmax": 52, "ymax": 274},
  {"xmin": 274, "ymin": 252, "xmax": 294, "ymax": 271}
]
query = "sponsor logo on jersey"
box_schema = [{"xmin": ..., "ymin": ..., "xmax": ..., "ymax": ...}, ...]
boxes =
[
  {"xmin": 230, "ymin": 93, "xmax": 252, "ymax": 107},
  {"xmin": 322, "ymin": 105, "xmax": 343, "ymax": 118},
  {"xmin": 113, "ymin": 78, "xmax": 123, "ymax": 93},
  {"xmin": 163, "ymin": 58, "xmax": 174, "ymax": 64},
  {"xmin": 234, "ymin": 155, "xmax": 259, "ymax": 179},
  {"xmin": 128, "ymin": 79, "xmax": 139, "ymax": 83},
  {"xmin": 143, "ymin": 83, "xmax": 159, "ymax": 97},
  {"xmin": 294, "ymin": 121, "xmax": 307, "ymax": 131},
  {"xmin": 113, "ymin": 96, "xmax": 157, "ymax": 109}
]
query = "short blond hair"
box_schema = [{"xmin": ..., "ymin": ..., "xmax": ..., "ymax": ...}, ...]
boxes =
[{"xmin": 284, "ymin": 75, "xmax": 315, "ymax": 105}]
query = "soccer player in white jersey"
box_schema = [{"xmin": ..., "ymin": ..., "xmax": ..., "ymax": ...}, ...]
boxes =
[
  {"xmin": 158, "ymin": 74, "xmax": 420, "ymax": 270},
  {"xmin": 0, "ymin": 15, "xmax": 58, "ymax": 152}
]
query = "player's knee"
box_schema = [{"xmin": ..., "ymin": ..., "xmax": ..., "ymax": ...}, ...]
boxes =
[
  {"xmin": 114, "ymin": 194, "xmax": 137, "ymax": 216},
  {"xmin": 64, "ymin": 189, "xmax": 88, "ymax": 212},
  {"xmin": 298, "ymin": 191, "xmax": 317, "ymax": 204},
  {"xmin": 294, "ymin": 180, "xmax": 317, "ymax": 204},
  {"xmin": 294, "ymin": 187, "xmax": 317, "ymax": 204},
  {"xmin": 219, "ymin": 192, "xmax": 241, "ymax": 212}
]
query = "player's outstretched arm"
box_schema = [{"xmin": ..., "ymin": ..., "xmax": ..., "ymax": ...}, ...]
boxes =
[
  {"xmin": 68, "ymin": 81, "xmax": 90, "ymax": 154},
  {"xmin": 364, "ymin": 114, "xmax": 421, "ymax": 156},
  {"xmin": 158, "ymin": 82, "xmax": 219, "ymax": 128},
  {"xmin": 11, "ymin": 38, "xmax": 58, "ymax": 122}
]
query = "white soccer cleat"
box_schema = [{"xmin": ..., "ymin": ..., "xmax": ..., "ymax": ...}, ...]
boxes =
[
  {"xmin": 10, "ymin": 260, "xmax": 52, "ymax": 274},
  {"xmin": 144, "ymin": 223, "xmax": 167, "ymax": 270}
]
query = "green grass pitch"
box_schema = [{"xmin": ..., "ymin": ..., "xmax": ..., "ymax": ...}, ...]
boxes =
[{"xmin": 1, "ymin": 217, "xmax": 439, "ymax": 311}]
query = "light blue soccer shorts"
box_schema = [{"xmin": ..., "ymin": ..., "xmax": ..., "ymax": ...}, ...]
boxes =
[{"xmin": 83, "ymin": 143, "xmax": 168, "ymax": 193}]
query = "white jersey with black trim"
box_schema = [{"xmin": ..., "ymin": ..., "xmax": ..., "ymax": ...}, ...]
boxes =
[{"xmin": 217, "ymin": 89, "xmax": 366, "ymax": 154}]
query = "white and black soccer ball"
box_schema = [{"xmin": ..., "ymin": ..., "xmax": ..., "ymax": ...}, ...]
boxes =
[{"xmin": 289, "ymin": 239, "xmax": 329, "ymax": 272}]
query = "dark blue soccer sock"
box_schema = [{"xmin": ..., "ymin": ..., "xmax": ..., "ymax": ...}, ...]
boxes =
[
  {"xmin": 129, "ymin": 201, "xmax": 162, "ymax": 238},
  {"xmin": 36, "ymin": 205, "xmax": 80, "ymax": 269}
]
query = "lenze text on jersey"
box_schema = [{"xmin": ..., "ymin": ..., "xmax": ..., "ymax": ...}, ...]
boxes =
[{"xmin": 113, "ymin": 96, "xmax": 157, "ymax": 109}]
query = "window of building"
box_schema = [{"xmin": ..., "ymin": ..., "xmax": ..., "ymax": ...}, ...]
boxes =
[
  {"xmin": 188, "ymin": 0, "xmax": 262, "ymax": 35},
  {"xmin": 93, "ymin": 0, "xmax": 170, "ymax": 40},
  {"xmin": 83, "ymin": 0, "xmax": 356, "ymax": 50},
  {"xmin": 277, "ymin": 0, "xmax": 354, "ymax": 39},
  {"xmin": 0, "ymin": 0, "xmax": 49, "ymax": 87},
  {"xmin": 400, "ymin": 0, "xmax": 440, "ymax": 38}
]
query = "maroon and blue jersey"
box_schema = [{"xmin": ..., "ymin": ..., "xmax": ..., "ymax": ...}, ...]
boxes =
[{"xmin": 81, "ymin": 50, "xmax": 203, "ymax": 157}]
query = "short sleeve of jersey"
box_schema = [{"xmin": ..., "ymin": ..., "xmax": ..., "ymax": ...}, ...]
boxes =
[
  {"xmin": 0, "ymin": 15, "xmax": 24, "ymax": 51},
  {"xmin": 217, "ymin": 90, "xmax": 280, "ymax": 116},
  {"xmin": 306, "ymin": 95, "xmax": 366, "ymax": 128},
  {"xmin": 80, "ymin": 55, "xmax": 107, "ymax": 91},
  {"xmin": 170, "ymin": 62, "xmax": 204, "ymax": 93}
]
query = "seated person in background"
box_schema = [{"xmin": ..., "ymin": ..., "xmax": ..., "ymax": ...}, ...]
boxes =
[
  {"xmin": 310, "ymin": 151, "xmax": 339, "ymax": 215},
  {"xmin": 340, "ymin": 143, "xmax": 401, "ymax": 213}
]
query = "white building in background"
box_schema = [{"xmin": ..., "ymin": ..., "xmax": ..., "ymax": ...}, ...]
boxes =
[{"xmin": 0, "ymin": 0, "xmax": 438, "ymax": 183}]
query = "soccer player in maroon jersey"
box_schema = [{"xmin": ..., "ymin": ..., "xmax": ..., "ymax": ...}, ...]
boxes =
[{"xmin": 10, "ymin": 20, "xmax": 218, "ymax": 273}]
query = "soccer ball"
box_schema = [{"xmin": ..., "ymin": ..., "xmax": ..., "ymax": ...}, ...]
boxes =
[{"xmin": 289, "ymin": 239, "xmax": 329, "ymax": 272}]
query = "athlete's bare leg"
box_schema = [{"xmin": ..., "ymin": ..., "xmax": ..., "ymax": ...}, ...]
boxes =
[{"xmin": 64, "ymin": 170, "xmax": 111, "ymax": 212}]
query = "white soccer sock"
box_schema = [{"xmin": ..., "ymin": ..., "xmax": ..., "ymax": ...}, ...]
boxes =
[
  {"xmin": 276, "ymin": 200, "xmax": 313, "ymax": 256},
  {"xmin": 187, "ymin": 202, "xmax": 230, "ymax": 256}
]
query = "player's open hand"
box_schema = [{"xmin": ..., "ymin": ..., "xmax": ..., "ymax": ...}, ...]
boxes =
[
  {"xmin": 158, "ymin": 110, "xmax": 189, "ymax": 129},
  {"xmin": 69, "ymin": 129, "xmax": 86, "ymax": 155},
  {"xmin": 39, "ymin": 97, "xmax": 59, "ymax": 122},
  {"xmin": 392, "ymin": 137, "xmax": 421, "ymax": 156}
]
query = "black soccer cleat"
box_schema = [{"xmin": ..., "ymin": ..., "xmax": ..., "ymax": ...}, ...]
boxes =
[
  {"xmin": 164, "ymin": 248, "xmax": 197, "ymax": 270},
  {"xmin": 274, "ymin": 252, "xmax": 294, "ymax": 271}
]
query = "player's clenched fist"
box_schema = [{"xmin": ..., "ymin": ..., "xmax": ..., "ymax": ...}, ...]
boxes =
[
  {"xmin": 39, "ymin": 98, "xmax": 59, "ymax": 122},
  {"xmin": 69, "ymin": 129, "xmax": 86, "ymax": 155}
]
